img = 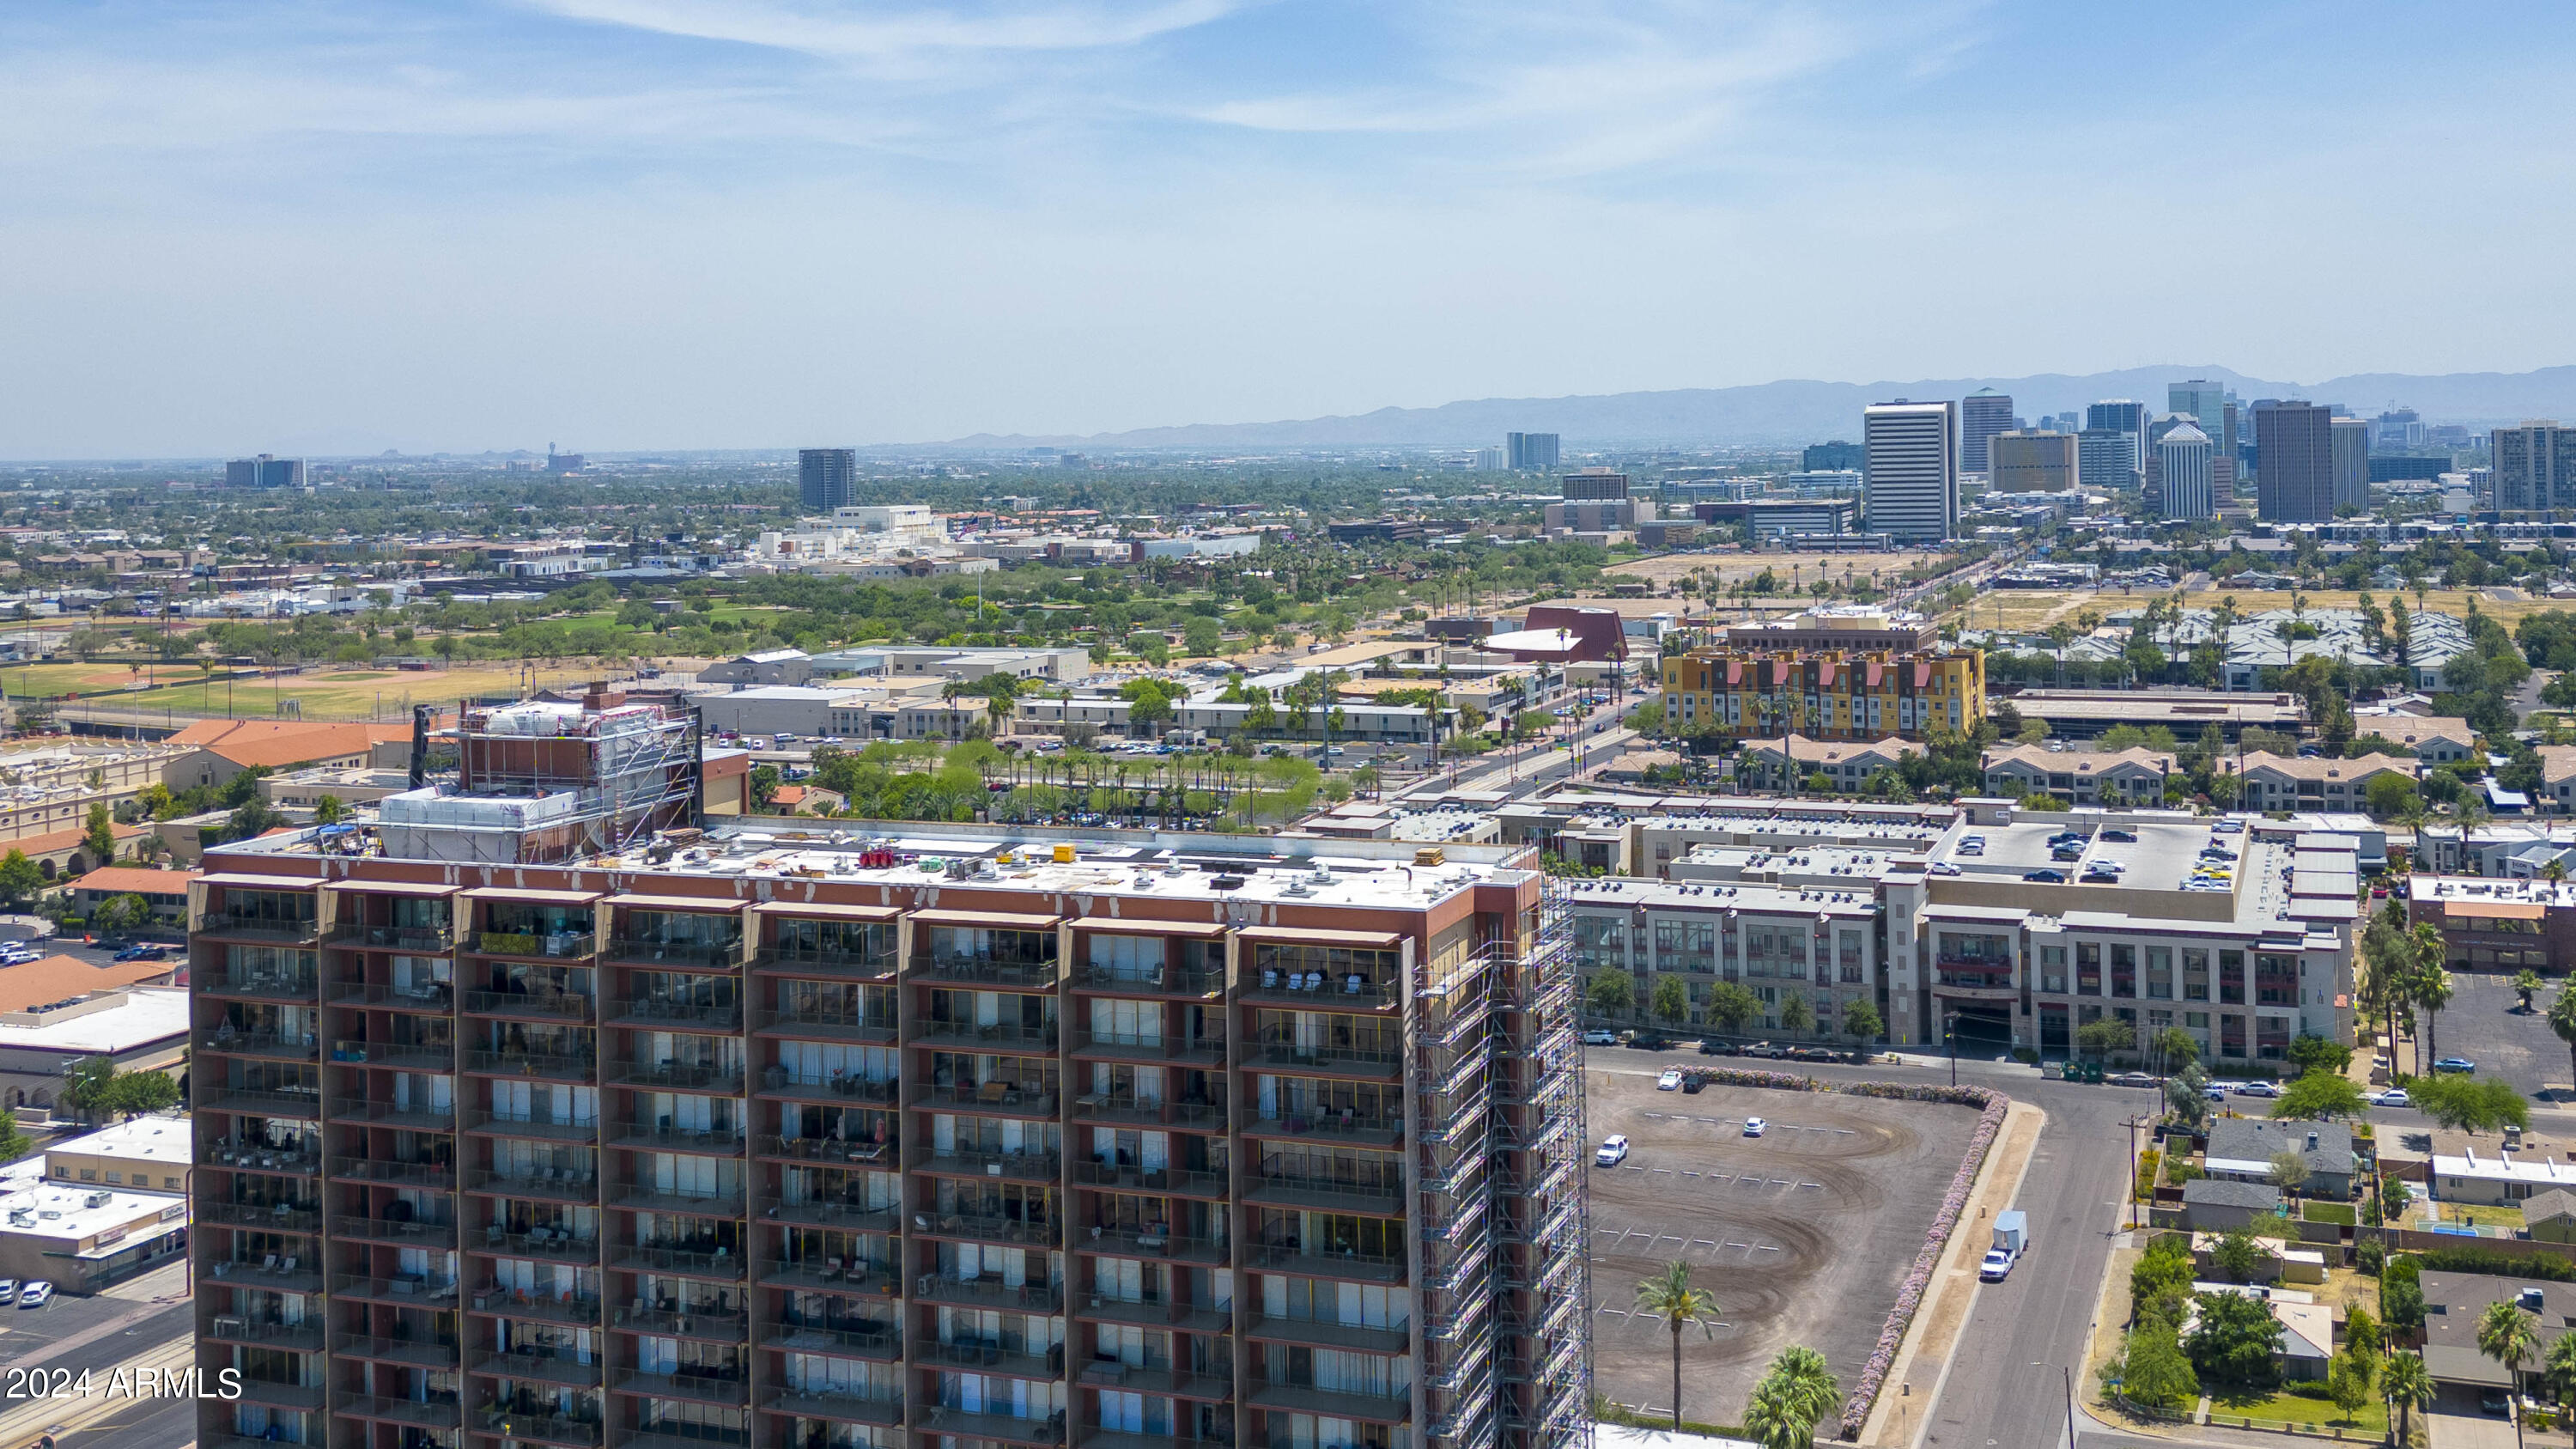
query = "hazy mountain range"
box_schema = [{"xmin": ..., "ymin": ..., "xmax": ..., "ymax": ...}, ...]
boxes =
[{"xmin": 933, "ymin": 364, "xmax": 2576, "ymax": 452}]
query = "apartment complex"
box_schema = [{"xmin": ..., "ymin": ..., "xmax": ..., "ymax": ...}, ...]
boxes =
[
  {"xmin": 188, "ymin": 735, "xmax": 1590, "ymax": 1449},
  {"xmin": 2492, "ymin": 423, "xmax": 2576, "ymax": 512},
  {"xmin": 1657, "ymin": 612, "xmax": 1984, "ymax": 741}
]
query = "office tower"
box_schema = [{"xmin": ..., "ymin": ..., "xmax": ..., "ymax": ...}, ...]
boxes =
[
  {"xmin": 2168, "ymin": 381, "xmax": 2236, "ymax": 502},
  {"xmin": 228, "ymin": 454, "xmax": 307, "ymax": 488},
  {"xmin": 2377, "ymin": 407, "xmax": 2425, "ymax": 449},
  {"xmin": 1558, "ymin": 469, "xmax": 1629, "ymax": 502},
  {"xmin": 1506, "ymin": 433, "xmax": 1561, "ymax": 472},
  {"xmin": 800, "ymin": 448, "xmax": 859, "ymax": 513},
  {"xmin": 1986, "ymin": 430, "xmax": 2077, "ymax": 493},
  {"xmin": 2138, "ymin": 414, "xmax": 2194, "ymax": 515},
  {"xmin": 1801, "ymin": 440, "xmax": 1865, "ymax": 472},
  {"xmin": 1863, "ymin": 400, "xmax": 1959, "ymax": 542},
  {"xmin": 1959, "ymin": 389, "xmax": 2014, "ymax": 475},
  {"xmin": 2075, "ymin": 430, "xmax": 2137, "ymax": 495},
  {"xmin": 2084, "ymin": 401, "xmax": 2147, "ymax": 490},
  {"xmin": 2156, "ymin": 423, "xmax": 2215, "ymax": 520},
  {"xmin": 2330, "ymin": 416, "xmax": 2371, "ymax": 512},
  {"xmin": 2492, "ymin": 423, "xmax": 2576, "ymax": 511},
  {"xmin": 190, "ymin": 691, "xmax": 1591, "ymax": 1449},
  {"xmin": 2254, "ymin": 401, "xmax": 2335, "ymax": 522}
]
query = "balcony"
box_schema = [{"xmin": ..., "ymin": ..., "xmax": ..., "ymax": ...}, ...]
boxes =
[
  {"xmin": 465, "ymin": 930, "xmax": 597, "ymax": 961},
  {"xmin": 331, "ymin": 1156, "xmax": 457, "ymax": 1191},
  {"xmin": 764, "ymin": 1387, "xmax": 903, "ymax": 1428},
  {"xmin": 756, "ymin": 1134, "xmax": 896, "ymax": 1166},
  {"xmin": 1240, "ymin": 1111, "xmax": 1402, "ymax": 1149},
  {"xmin": 331, "ymin": 923, "xmax": 456, "ymax": 953},
  {"xmin": 1930, "ymin": 974, "xmax": 2018, "ymax": 1003},
  {"xmin": 758, "ymin": 1321, "xmax": 899, "ymax": 1360},
  {"xmin": 1075, "ymin": 1361, "xmax": 1232, "ymax": 1402},
  {"xmin": 333, "ymin": 1273, "xmax": 462, "ymax": 1307},
  {"xmin": 607, "ymin": 997, "xmax": 745, "ymax": 1032},
  {"xmin": 910, "ymin": 954, "xmax": 1060, "ymax": 989},
  {"xmin": 1244, "ymin": 1171, "xmax": 1402, "ymax": 1213},
  {"xmin": 206, "ymin": 1257, "xmax": 325, "ymax": 1294},
  {"xmin": 337, "ymin": 1394, "xmax": 464, "ymax": 1430},
  {"xmin": 921, "ymin": 1338, "xmax": 1061, "ymax": 1380},
  {"xmin": 613, "ymin": 1304, "xmax": 750, "ymax": 1342},
  {"xmin": 912, "ymin": 1085, "xmax": 1059, "ymax": 1119},
  {"xmin": 1071, "ymin": 964, "xmax": 1224, "ymax": 1000},
  {"xmin": 331, "ymin": 1214, "xmax": 457, "ymax": 1248},
  {"xmin": 611, "ymin": 1369, "xmax": 749, "ymax": 1406},
  {"xmin": 463, "ymin": 1050, "xmax": 597, "ymax": 1083},
  {"xmin": 197, "ymin": 916, "xmax": 320, "ymax": 947},
  {"xmin": 754, "ymin": 945, "xmax": 897, "ymax": 982},
  {"xmin": 476, "ymin": 1350, "xmax": 605, "ymax": 1389},
  {"xmin": 911, "ymin": 1018, "xmax": 1059, "ymax": 1053},
  {"xmin": 1241, "ymin": 974, "xmax": 1398, "ymax": 1012},
  {"xmin": 605, "ymin": 1181, "xmax": 745, "ymax": 1215},
  {"xmin": 764, "ymin": 1005, "xmax": 900, "ymax": 1045},
  {"xmin": 914, "ymin": 1209, "xmax": 1061, "ymax": 1250},
  {"xmin": 330, "ymin": 980, "xmax": 453, "ymax": 1012},
  {"xmin": 605, "ymin": 1123, "xmax": 746, "ymax": 1155},
  {"xmin": 205, "ymin": 1201, "xmax": 322, "ymax": 1234},
  {"xmin": 912, "ymin": 1148, "xmax": 1062, "ymax": 1184},
  {"xmin": 609, "ymin": 1243, "xmax": 749, "ymax": 1281},
  {"xmin": 1068, "ymin": 1031, "xmax": 1222, "ymax": 1066},
  {"xmin": 913, "ymin": 1273, "xmax": 1063, "ymax": 1313},
  {"xmin": 604, "ymin": 937, "xmax": 743, "ymax": 970},
  {"xmin": 1247, "ymin": 1039, "xmax": 1402, "ymax": 1080},
  {"xmin": 756, "ymin": 1069, "xmax": 896, "ymax": 1106},
  {"xmin": 604, "ymin": 1060, "xmax": 744, "ymax": 1093},
  {"xmin": 204, "ymin": 1142, "xmax": 322, "ymax": 1175},
  {"xmin": 465, "ymin": 1167, "xmax": 601, "ymax": 1203},
  {"xmin": 471, "ymin": 1405, "xmax": 603, "ymax": 1447},
  {"xmin": 761, "ymin": 1258, "xmax": 903, "ymax": 1298},
  {"xmin": 1250, "ymin": 1241, "xmax": 1406, "ymax": 1283},
  {"xmin": 331, "ymin": 1332, "xmax": 459, "ymax": 1367},
  {"xmin": 199, "ymin": 1029, "xmax": 319, "ymax": 1063},
  {"xmin": 233, "ymin": 1379, "xmax": 328, "ymax": 1412},
  {"xmin": 913, "ymin": 1404, "xmax": 1064, "ymax": 1446},
  {"xmin": 1248, "ymin": 1376, "xmax": 1413, "ymax": 1422},
  {"xmin": 462, "ymin": 989, "xmax": 596, "ymax": 1023},
  {"xmin": 465, "ymin": 1108, "xmax": 602, "ymax": 1143},
  {"xmin": 199, "ymin": 969, "xmax": 322, "ymax": 1003},
  {"xmin": 468, "ymin": 1287, "xmax": 605, "ymax": 1325},
  {"xmin": 331, "ymin": 1096, "xmax": 456, "ymax": 1130},
  {"xmin": 1246, "ymin": 1314, "xmax": 1411, "ymax": 1355},
  {"xmin": 1070, "ymin": 1160, "xmax": 1228, "ymax": 1198},
  {"xmin": 768, "ymin": 1200, "xmax": 902, "ymax": 1233},
  {"xmin": 478, "ymin": 1227, "xmax": 603, "ymax": 1265},
  {"xmin": 331, "ymin": 1039, "xmax": 456, "ymax": 1072},
  {"xmin": 1077, "ymin": 1294, "xmax": 1230, "ymax": 1335},
  {"xmin": 1076, "ymin": 1228, "xmax": 1227, "ymax": 1267},
  {"xmin": 206, "ymin": 1316, "xmax": 326, "ymax": 1351}
]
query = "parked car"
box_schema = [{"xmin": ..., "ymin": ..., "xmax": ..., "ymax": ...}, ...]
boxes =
[
  {"xmin": 1978, "ymin": 1250, "xmax": 2014, "ymax": 1282},
  {"xmin": 2024, "ymin": 869, "xmax": 2068, "ymax": 883},
  {"xmin": 1629, "ymin": 1034, "xmax": 1673, "ymax": 1051},
  {"xmin": 17, "ymin": 1282, "xmax": 51, "ymax": 1309},
  {"xmin": 1788, "ymin": 1045, "xmax": 1840, "ymax": 1062},
  {"xmin": 2434, "ymin": 1057, "xmax": 2477, "ymax": 1074},
  {"xmin": 0, "ymin": 1280, "xmax": 19, "ymax": 1305},
  {"xmin": 1657, "ymin": 1068, "xmax": 1684, "ymax": 1091},
  {"xmin": 2370, "ymin": 1088, "xmax": 2413, "ymax": 1108},
  {"xmin": 2051, "ymin": 845, "xmax": 2084, "ymax": 861},
  {"xmin": 2233, "ymin": 1081, "xmax": 2281, "ymax": 1099},
  {"xmin": 2110, "ymin": 1072, "xmax": 2156, "ymax": 1088},
  {"xmin": 1596, "ymin": 1135, "xmax": 1631, "ymax": 1167},
  {"xmin": 1581, "ymin": 1029, "xmax": 1618, "ymax": 1045},
  {"xmin": 1741, "ymin": 1041, "xmax": 1786, "ymax": 1059},
  {"xmin": 1697, "ymin": 1038, "xmax": 1738, "ymax": 1056},
  {"xmin": 2100, "ymin": 829, "xmax": 2137, "ymax": 843},
  {"xmin": 1742, "ymin": 1117, "xmax": 1767, "ymax": 1137},
  {"xmin": 2482, "ymin": 1386, "xmax": 2512, "ymax": 1417}
]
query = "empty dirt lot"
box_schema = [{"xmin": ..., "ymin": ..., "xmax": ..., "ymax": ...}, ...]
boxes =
[{"xmin": 1584, "ymin": 1070, "xmax": 1979, "ymax": 1426}]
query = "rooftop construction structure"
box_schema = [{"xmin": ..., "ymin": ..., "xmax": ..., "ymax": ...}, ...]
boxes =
[
  {"xmin": 187, "ymin": 808, "xmax": 1590, "ymax": 1449},
  {"xmin": 377, "ymin": 685, "xmax": 702, "ymax": 863}
]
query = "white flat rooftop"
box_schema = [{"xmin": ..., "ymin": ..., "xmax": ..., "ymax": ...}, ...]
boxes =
[
  {"xmin": 0, "ymin": 987, "xmax": 186, "ymax": 1053},
  {"xmin": 50, "ymin": 1113, "xmax": 191, "ymax": 1166}
]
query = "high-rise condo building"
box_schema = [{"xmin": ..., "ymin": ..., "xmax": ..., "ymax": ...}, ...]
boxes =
[
  {"xmin": 1801, "ymin": 441, "xmax": 1864, "ymax": 472},
  {"xmin": 1985, "ymin": 430, "xmax": 2077, "ymax": 493},
  {"xmin": 1863, "ymin": 401, "xmax": 1959, "ymax": 543},
  {"xmin": 188, "ymin": 689, "xmax": 1591, "ymax": 1449},
  {"xmin": 1506, "ymin": 434, "xmax": 1561, "ymax": 472},
  {"xmin": 2167, "ymin": 381, "xmax": 2238, "ymax": 500},
  {"xmin": 800, "ymin": 449, "xmax": 860, "ymax": 514},
  {"xmin": 1959, "ymin": 389, "xmax": 2014, "ymax": 476},
  {"xmin": 2156, "ymin": 423, "xmax": 2215, "ymax": 520},
  {"xmin": 2492, "ymin": 423, "xmax": 2576, "ymax": 512},
  {"xmin": 2254, "ymin": 401, "xmax": 2336, "ymax": 522},
  {"xmin": 2330, "ymin": 417, "xmax": 2371, "ymax": 513},
  {"xmin": 2083, "ymin": 401, "xmax": 2147, "ymax": 492},
  {"xmin": 228, "ymin": 454, "xmax": 308, "ymax": 488},
  {"xmin": 2075, "ymin": 430, "xmax": 2138, "ymax": 496}
]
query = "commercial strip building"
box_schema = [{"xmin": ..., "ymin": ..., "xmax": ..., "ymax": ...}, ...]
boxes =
[
  {"xmin": 187, "ymin": 691, "xmax": 1590, "ymax": 1449},
  {"xmin": 1657, "ymin": 612, "xmax": 1984, "ymax": 742}
]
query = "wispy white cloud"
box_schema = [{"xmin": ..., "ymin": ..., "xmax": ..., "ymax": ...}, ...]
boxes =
[{"xmin": 526, "ymin": 0, "xmax": 1243, "ymax": 62}]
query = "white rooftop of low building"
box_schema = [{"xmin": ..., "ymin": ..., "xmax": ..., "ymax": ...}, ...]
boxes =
[
  {"xmin": 1556, "ymin": 875, "xmax": 1879, "ymax": 917},
  {"xmin": 0, "ymin": 986, "xmax": 186, "ymax": 1053},
  {"xmin": 0, "ymin": 1179, "xmax": 190, "ymax": 1247},
  {"xmin": 51, "ymin": 1113, "xmax": 191, "ymax": 1166}
]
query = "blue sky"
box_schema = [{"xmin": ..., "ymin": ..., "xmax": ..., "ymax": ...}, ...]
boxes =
[{"xmin": 4, "ymin": 1, "xmax": 2573, "ymax": 456}]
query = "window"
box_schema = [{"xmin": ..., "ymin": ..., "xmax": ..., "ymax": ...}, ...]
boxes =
[
  {"xmin": 104, "ymin": 1171, "xmax": 122, "ymax": 1184},
  {"xmin": 78, "ymin": 1169, "xmax": 94, "ymax": 1181},
  {"xmin": 163, "ymin": 1176, "xmax": 179, "ymax": 1189}
]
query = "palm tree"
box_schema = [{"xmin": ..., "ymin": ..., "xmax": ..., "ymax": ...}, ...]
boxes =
[
  {"xmin": 1631, "ymin": 1261, "xmax": 1716, "ymax": 1429},
  {"xmin": 2545, "ymin": 1329, "xmax": 2576, "ymax": 1410},
  {"xmin": 2515, "ymin": 968, "xmax": 2546, "ymax": 1013},
  {"xmin": 2480, "ymin": 1299, "xmax": 2540, "ymax": 1447},
  {"xmin": 2550, "ymin": 983, "xmax": 2576, "ymax": 1099},
  {"xmin": 1742, "ymin": 1346, "xmax": 1839, "ymax": 1449},
  {"xmin": 2412, "ymin": 939, "xmax": 2456, "ymax": 1072}
]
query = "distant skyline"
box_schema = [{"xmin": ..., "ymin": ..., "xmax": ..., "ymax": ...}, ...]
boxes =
[{"xmin": 6, "ymin": 2, "xmax": 2576, "ymax": 458}]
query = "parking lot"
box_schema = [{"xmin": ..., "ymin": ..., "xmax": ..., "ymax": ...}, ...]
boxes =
[
  {"xmin": 1584, "ymin": 1070, "xmax": 1981, "ymax": 1426},
  {"xmin": 2416, "ymin": 970, "xmax": 2576, "ymax": 1098}
]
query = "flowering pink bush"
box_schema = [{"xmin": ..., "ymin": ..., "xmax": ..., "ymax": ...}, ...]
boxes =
[{"xmin": 1668, "ymin": 1069, "xmax": 2009, "ymax": 1440}]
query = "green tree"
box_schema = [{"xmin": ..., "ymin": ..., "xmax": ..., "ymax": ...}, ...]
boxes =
[
  {"xmin": 1842, "ymin": 998, "xmax": 1883, "ymax": 1050},
  {"xmin": 87, "ymin": 892, "xmax": 150, "ymax": 941},
  {"xmin": 312, "ymin": 794, "xmax": 349, "ymax": 826},
  {"xmin": 2186, "ymin": 1289, "xmax": 2286, "ymax": 1384},
  {"xmin": 1704, "ymin": 980, "xmax": 1759, "ymax": 1035},
  {"xmin": 1777, "ymin": 991, "xmax": 1814, "ymax": 1036},
  {"xmin": 2075, "ymin": 1016, "xmax": 2136, "ymax": 1061},
  {"xmin": 750, "ymin": 764, "xmax": 781, "ymax": 808},
  {"xmin": 101, "ymin": 1069, "xmax": 179, "ymax": 1118},
  {"xmin": 2131, "ymin": 1233, "xmax": 2196, "ymax": 1324},
  {"xmin": 1631, "ymin": 1261, "xmax": 1716, "ymax": 1430},
  {"xmin": 2112, "ymin": 1320, "xmax": 2200, "ymax": 1409},
  {"xmin": 2165, "ymin": 1062, "xmax": 2214, "ymax": 1131},
  {"xmin": 61, "ymin": 1056, "xmax": 118, "ymax": 1122},
  {"xmin": 81, "ymin": 801, "xmax": 115, "ymax": 864},
  {"xmin": 2270, "ymin": 1072, "xmax": 2369, "ymax": 1121},
  {"xmin": 2366, "ymin": 770, "xmax": 2421, "ymax": 818},
  {"xmin": 1741, "ymin": 1346, "xmax": 1838, "ymax": 1449},
  {"xmin": 2149, "ymin": 1026, "xmax": 2199, "ymax": 1074},
  {"xmin": 0, "ymin": 849, "xmax": 42, "ymax": 905},
  {"xmin": 2285, "ymin": 1033, "xmax": 2352, "ymax": 1076},
  {"xmin": 2325, "ymin": 1346, "xmax": 2376, "ymax": 1424},
  {"xmin": 2543, "ymin": 1328, "xmax": 2576, "ymax": 1408},
  {"xmin": 2269, "ymin": 1149, "xmax": 2312, "ymax": 1202},
  {"xmin": 2382, "ymin": 1349, "xmax": 2433, "ymax": 1446},
  {"xmin": 1182, "ymin": 616, "xmax": 1223, "ymax": 657},
  {"xmin": 1651, "ymin": 975, "xmax": 1689, "ymax": 1025},
  {"xmin": 2515, "ymin": 968, "xmax": 2546, "ymax": 1012},
  {"xmin": 2345, "ymin": 1304, "xmax": 2383, "ymax": 1359},
  {"xmin": 2413, "ymin": 941, "xmax": 2456, "ymax": 1067},
  {"xmin": 2209, "ymin": 1228, "xmax": 2263, "ymax": 1285},
  {"xmin": 2413, "ymin": 1075, "xmax": 2530, "ymax": 1134},
  {"xmin": 2478, "ymin": 1298, "xmax": 2539, "ymax": 1444},
  {"xmin": 1587, "ymin": 970, "xmax": 1634, "ymax": 1021}
]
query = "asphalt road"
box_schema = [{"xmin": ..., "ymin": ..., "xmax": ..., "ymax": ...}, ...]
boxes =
[{"xmin": 1583, "ymin": 1044, "xmax": 2148, "ymax": 1449}]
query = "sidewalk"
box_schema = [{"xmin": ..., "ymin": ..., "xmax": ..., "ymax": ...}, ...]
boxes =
[{"xmin": 1857, "ymin": 1099, "xmax": 2046, "ymax": 1448}]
